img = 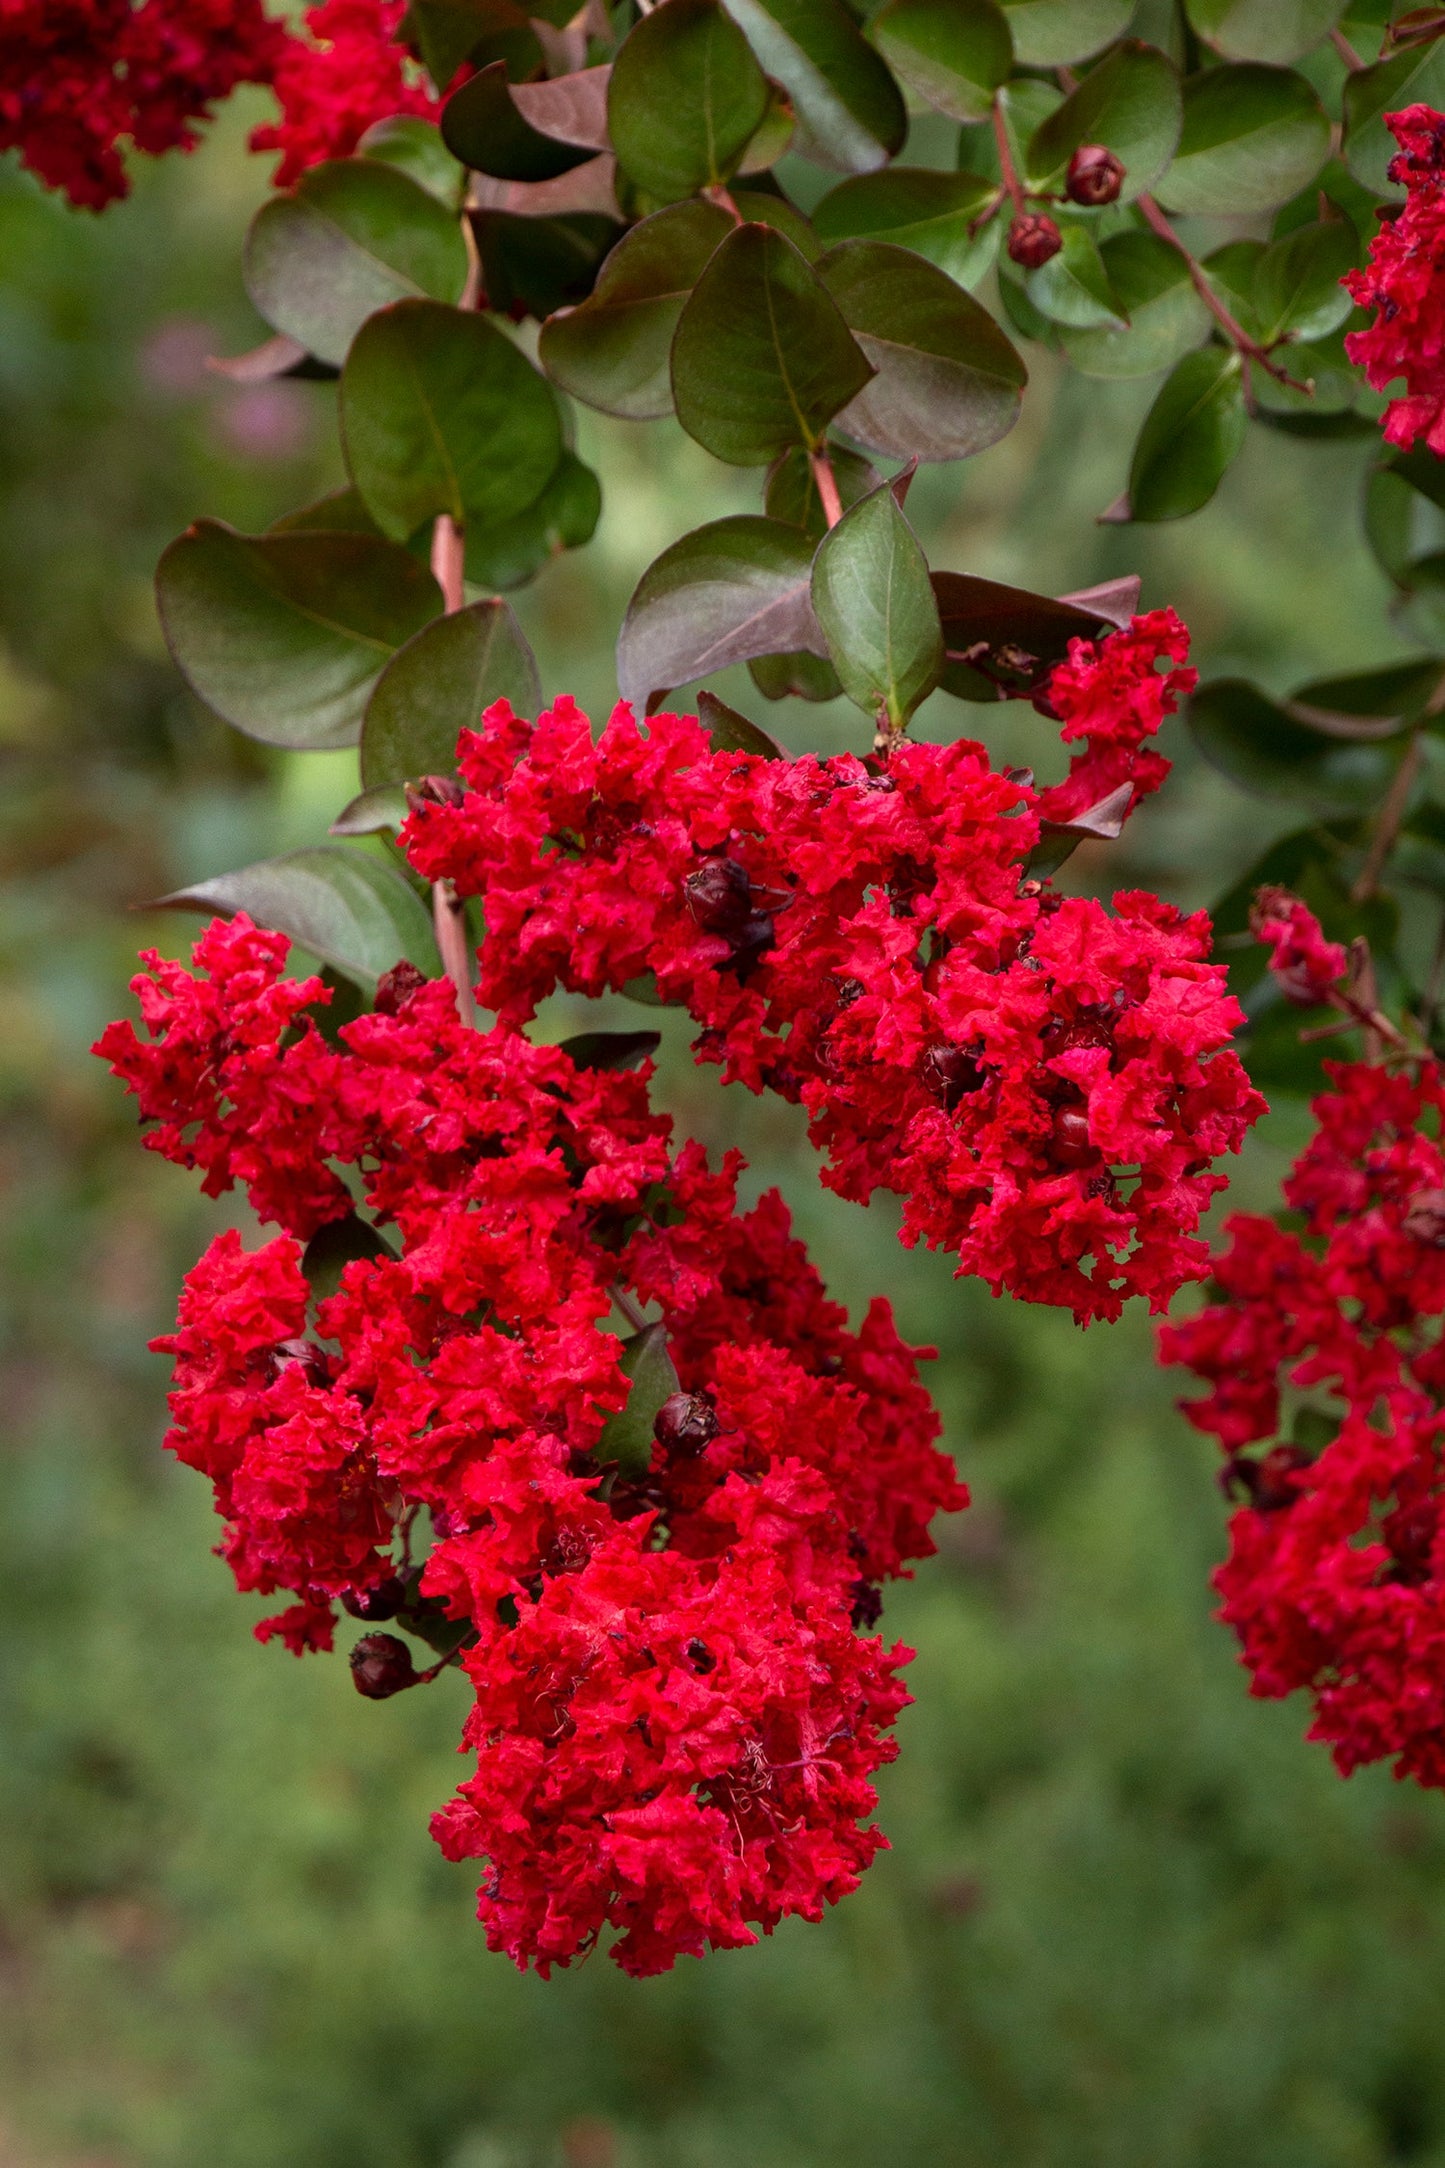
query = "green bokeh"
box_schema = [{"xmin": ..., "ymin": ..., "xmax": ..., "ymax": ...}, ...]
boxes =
[{"xmin": 3, "ymin": 100, "xmax": 1444, "ymax": 2168}]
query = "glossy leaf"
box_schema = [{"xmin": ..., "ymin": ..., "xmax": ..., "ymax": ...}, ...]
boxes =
[
  {"xmin": 1343, "ymin": 38, "xmax": 1445, "ymax": 193},
  {"xmin": 155, "ymin": 520, "xmax": 442, "ymax": 750},
  {"xmin": 721, "ymin": 0, "xmax": 906, "ymax": 173},
  {"xmin": 331, "ymin": 783, "xmax": 408, "ymax": 835},
  {"xmin": 811, "ymin": 483, "xmax": 943, "ymax": 728},
  {"xmin": 608, "ymin": 0, "xmax": 770, "ymax": 202},
  {"xmin": 1060, "ymin": 232, "xmax": 1210, "ymax": 379},
  {"xmin": 1254, "ymin": 216, "xmax": 1358, "ymax": 344},
  {"xmin": 156, "ymin": 847, "xmax": 442, "ymax": 993},
  {"xmin": 1285, "ymin": 658, "xmax": 1443, "ymax": 738},
  {"xmin": 360, "ymin": 599, "xmax": 541, "ymax": 788},
  {"xmin": 813, "ymin": 169, "xmax": 1002, "ymax": 288},
  {"xmin": 997, "ymin": 0, "xmax": 1132, "ymax": 65},
  {"xmin": 1026, "ymin": 39, "xmax": 1182, "ymax": 203},
  {"xmin": 1188, "ymin": 678, "xmax": 1409, "ymax": 809},
  {"xmin": 933, "ymin": 572, "xmax": 1126, "ymax": 701},
  {"xmin": 270, "ymin": 485, "xmax": 386, "ymax": 536},
  {"xmin": 474, "ymin": 210, "xmax": 622, "ymax": 320},
  {"xmin": 764, "ymin": 441, "xmax": 878, "ymax": 539},
  {"xmin": 462, "ymin": 449, "xmax": 601, "ymax": 590},
  {"xmin": 696, "ymin": 686, "xmax": 788, "ymax": 757},
  {"xmin": 1025, "ymin": 220, "xmax": 1127, "ymax": 332},
  {"xmin": 341, "ymin": 300, "xmax": 564, "ymax": 542},
  {"xmin": 617, "ymin": 514, "xmax": 823, "ymax": 710},
  {"xmin": 1155, "ymin": 64, "xmax": 1330, "ymax": 216},
  {"xmin": 558, "ymin": 1029, "xmax": 662, "ymax": 1071},
  {"xmin": 441, "ymin": 59, "xmax": 605, "ymax": 178},
  {"xmin": 596, "ymin": 1324, "xmax": 680, "ymax": 1475},
  {"xmin": 1126, "ymin": 348, "xmax": 1247, "ymax": 523},
  {"xmin": 819, "ymin": 239, "xmax": 1026, "ymax": 463},
  {"xmin": 868, "ymin": 0, "xmax": 1012, "ymax": 124},
  {"xmin": 407, "ymin": 0, "xmax": 542, "ymax": 85},
  {"xmin": 356, "ymin": 117, "xmax": 465, "ymax": 205},
  {"xmin": 749, "ymin": 649, "xmax": 843, "ymax": 701},
  {"xmin": 244, "ymin": 159, "xmax": 470, "ymax": 368},
  {"xmin": 1185, "ymin": 0, "xmax": 1346, "ymax": 64},
  {"xmin": 671, "ymin": 223, "xmax": 874, "ymax": 465},
  {"xmin": 539, "ymin": 199, "xmax": 732, "ymax": 419},
  {"xmin": 302, "ymin": 1213, "xmax": 398, "ymax": 1304}
]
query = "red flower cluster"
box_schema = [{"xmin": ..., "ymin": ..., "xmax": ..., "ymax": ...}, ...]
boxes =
[
  {"xmin": 0, "ymin": 0, "xmax": 284, "ymax": 208},
  {"xmin": 1345, "ymin": 104, "xmax": 1445, "ymax": 455},
  {"xmin": 1162, "ymin": 1042, "xmax": 1445, "ymax": 1788},
  {"xmin": 403, "ymin": 615, "xmax": 1261, "ymax": 1325},
  {"xmin": 1249, "ymin": 885, "xmax": 1348, "ymax": 1008},
  {"xmin": 97, "ymin": 916, "xmax": 961, "ymax": 1973},
  {"xmin": 250, "ymin": 0, "xmax": 443, "ymax": 187}
]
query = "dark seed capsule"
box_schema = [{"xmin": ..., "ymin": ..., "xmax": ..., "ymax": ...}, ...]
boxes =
[
  {"xmin": 404, "ymin": 773, "xmax": 466, "ymax": 810},
  {"xmin": 1007, "ymin": 212, "xmax": 1063, "ymax": 268},
  {"xmin": 342, "ymin": 1575, "xmax": 407, "ymax": 1623},
  {"xmin": 850, "ymin": 1580, "xmax": 884, "ymax": 1630},
  {"xmin": 349, "ymin": 1632, "xmax": 418, "ymax": 1699},
  {"xmin": 730, "ymin": 911, "xmax": 775, "ymax": 976},
  {"xmin": 686, "ymin": 1638, "xmax": 717, "ymax": 1674},
  {"xmin": 684, "ymin": 857, "xmax": 754, "ymax": 935},
  {"xmin": 654, "ymin": 1391, "xmax": 720, "ymax": 1455},
  {"xmin": 1066, "ymin": 144, "xmax": 1126, "ymax": 206},
  {"xmin": 374, "ymin": 960, "xmax": 428, "ymax": 1015},
  {"xmin": 1224, "ymin": 1443, "xmax": 1310, "ymax": 1513},
  {"xmin": 919, "ymin": 1043, "xmax": 987, "ymax": 1112},
  {"xmin": 1049, "ymin": 1104, "xmax": 1098, "ymax": 1169}
]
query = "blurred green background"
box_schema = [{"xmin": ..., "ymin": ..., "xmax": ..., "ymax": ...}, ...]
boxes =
[{"xmin": 7, "ymin": 96, "xmax": 1445, "ymax": 2168}]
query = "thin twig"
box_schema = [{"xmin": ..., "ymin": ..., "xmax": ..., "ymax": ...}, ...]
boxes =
[
  {"xmin": 433, "ymin": 880, "xmax": 477, "ymax": 1026},
  {"xmin": 991, "ymin": 96, "xmax": 1025, "ymax": 214},
  {"xmin": 810, "ymin": 448, "xmax": 844, "ymax": 530},
  {"xmin": 430, "ymin": 513, "xmax": 466, "ymax": 613},
  {"xmin": 1329, "ymin": 25, "xmax": 1366, "ymax": 70},
  {"xmin": 1352, "ymin": 731, "xmax": 1423, "ymax": 902},
  {"xmin": 1137, "ymin": 194, "xmax": 1314, "ymax": 392},
  {"xmin": 611, "ymin": 1285, "xmax": 649, "ymax": 1333}
]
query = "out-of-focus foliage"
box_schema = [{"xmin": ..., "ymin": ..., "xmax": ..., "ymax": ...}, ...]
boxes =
[{"xmin": 7, "ymin": 97, "xmax": 1445, "ymax": 2168}]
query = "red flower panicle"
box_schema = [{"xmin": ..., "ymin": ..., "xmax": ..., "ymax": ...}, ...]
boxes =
[
  {"xmin": 1249, "ymin": 887, "xmax": 1348, "ymax": 1009},
  {"xmin": 99, "ymin": 918, "xmax": 961, "ymax": 1973},
  {"xmin": 403, "ymin": 615, "xmax": 1260, "ymax": 1325},
  {"xmin": 1345, "ymin": 104, "xmax": 1445, "ymax": 455},
  {"xmin": 0, "ymin": 0, "xmax": 284, "ymax": 208},
  {"xmin": 1162, "ymin": 1055, "xmax": 1445, "ymax": 1787},
  {"xmin": 249, "ymin": 0, "xmax": 442, "ymax": 185}
]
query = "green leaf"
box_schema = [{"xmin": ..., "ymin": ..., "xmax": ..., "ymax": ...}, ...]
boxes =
[
  {"xmin": 1285, "ymin": 658, "xmax": 1443, "ymax": 737},
  {"xmin": 813, "ymin": 168, "xmax": 1003, "ymax": 288},
  {"xmin": 1343, "ymin": 39, "xmax": 1445, "ymax": 194},
  {"xmin": 538, "ymin": 199, "xmax": 733, "ymax": 420},
  {"xmin": 1253, "ymin": 216, "xmax": 1359, "ymax": 344},
  {"xmin": 155, "ymin": 520, "xmax": 442, "ymax": 750},
  {"xmin": 557, "ymin": 1029, "xmax": 662, "ymax": 1071},
  {"xmin": 361, "ymin": 599, "xmax": 541, "ymax": 788},
  {"xmin": 811, "ymin": 482, "xmax": 943, "ymax": 727},
  {"xmin": 696, "ymin": 685, "xmax": 789, "ymax": 756},
  {"xmin": 1187, "ymin": 677, "xmax": 1410, "ymax": 809},
  {"xmin": 341, "ymin": 300, "xmax": 564, "ymax": 541},
  {"xmin": 958, "ymin": 76, "xmax": 1061, "ymax": 183},
  {"xmin": 721, "ymin": 0, "xmax": 907, "ymax": 173},
  {"xmin": 1060, "ymin": 231, "xmax": 1211, "ymax": 378},
  {"xmin": 462, "ymin": 449, "xmax": 601, "ymax": 590},
  {"xmin": 155, "ymin": 847, "xmax": 443, "ymax": 995},
  {"xmin": 270, "ymin": 485, "xmax": 387, "ymax": 537},
  {"xmin": 405, "ymin": 0, "xmax": 542, "ymax": 86},
  {"xmin": 868, "ymin": 0, "xmax": 1013, "ymax": 124},
  {"xmin": 331, "ymin": 783, "xmax": 409, "ymax": 835},
  {"xmin": 933, "ymin": 571, "xmax": 1129, "ymax": 700},
  {"xmin": 356, "ymin": 117, "xmax": 466, "ymax": 206},
  {"xmin": 749, "ymin": 648, "xmax": 843, "ymax": 701},
  {"xmin": 997, "ymin": 0, "xmax": 1132, "ymax": 65},
  {"xmin": 617, "ymin": 514, "xmax": 824, "ymax": 710},
  {"xmin": 1026, "ymin": 39, "xmax": 1183, "ymax": 203},
  {"xmin": 1025, "ymin": 220, "xmax": 1127, "ymax": 332},
  {"xmin": 1155, "ymin": 64, "xmax": 1330, "ymax": 216},
  {"xmin": 474, "ymin": 210, "xmax": 623, "ymax": 320},
  {"xmin": 1185, "ymin": 0, "xmax": 1346, "ymax": 64},
  {"xmin": 1200, "ymin": 238, "xmax": 1267, "ymax": 339},
  {"xmin": 441, "ymin": 59, "xmax": 605, "ymax": 179},
  {"xmin": 244, "ymin": 159, "xmax": 470, "ymax": 368},
  {"xmin": 729, "ymin": 188, "xmax": 824, "ymax": 260},
  {"xmin": 1126, "ymin": 347, "xmax": 1247, "ymax": 522},
  {"xmin": 595, "ymin": 1324, "xmax": 680, "ymax": 1475},
  {"xmin": 764, "ymin": 440, "xmax": 878, "ymax": 539},
  {"xmin": 671, "ymin": 222, "xmax": 874, "ymax": 465},
  {"xmin": 302, "ymin": 1214, "xmax": 397, "ymax": 1304},
  {"xmin": 818, "ymin": 239, "xmax": 1026, "ymax": 462},
  {"xmin": 608, "ymin": 0, "xmax": 771, "ymax": 202}
]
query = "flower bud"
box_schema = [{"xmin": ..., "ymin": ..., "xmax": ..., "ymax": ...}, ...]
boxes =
[
  {"xmin": 1048, "ymin": 1103, "xmax": 1097, "ymax": 1169},
  {"xmin": 684, "ymin": 857, "xmax": 754, "ymax": 935},
  {"xmin": 1405, "ymin": 1187, "xmax": 1445, "ymax": 1246},
  {"xmin": 374, "ymin": 960, "xmax": 428, "ymax": 1016},
  {"xmin": 342, "ymin": 1575, "xmax": 407, "ymax": 1622},
  {"xmin": 349, "ymin": 1631, "xmax": 418, "ymax": 1698},
  {"xmin": 654, "ymin": 1390, "xmax": 720, "ymax": 1455},
  {"xmin": 1066, "ymin": 144, "xmax": 1126, "ymax": 206},
  {"xmin": 919, "ymin": 1043, "xmax": 986, "ymax": 1112},
  {"xmin": 1223, "ymin": 1444, "xmax": 1310, "ymax": 1513},
  {"xmin": 1007, "ymin": 212, "xmax": 1063, "ymax": 268},
  {"xmin": 404, "ymin": 773, "xmax": 466, "ymax": 811}
]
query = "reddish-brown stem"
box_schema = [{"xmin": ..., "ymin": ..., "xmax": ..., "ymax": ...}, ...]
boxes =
[
  {"xmin": 430, "ymin": 513, "xmax": 466, "ymax": 613},
  {"xmin": 1137, "ymin": 193, "xmax": 1314, "ymax": 392},
  {"xmin": 611, "ymin": 1284, "xmax": 649, "ymax": 1333},
  {"xmin": 433, "ymin": 879, "xmax": 477, "ymax": 1027},
  {"xmin": 810, "ymin": 448, "xmax": 845, "ymax": 530},
  {"xmin": 1352, "ymin": 730, "xmax": 1424, "ymax": 902},
  {"xmin": 991, "ymin": 96, "xmax": 1025, "ymax": 214},
  {"xmin": 1329, "ymin": 25, "xmax": 1365, "ymax": 69}
]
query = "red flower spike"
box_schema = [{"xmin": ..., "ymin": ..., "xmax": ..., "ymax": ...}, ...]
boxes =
[{"xmin": 1345, "ymin": 104, "xmax": 1445, "ymax": 455}]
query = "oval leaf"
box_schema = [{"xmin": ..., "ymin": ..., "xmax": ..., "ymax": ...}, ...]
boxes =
[
  {"xmin": 596, "ymin": 1324, "xmax": 680, "ymax": 1475},
  {"xmin": 933, "ymin": 571, "xmax": 1125, "ymax": 701},
  {"xmin": 868, "ymin": 0, "xmax": 1013, "ymax": 125},
  {"xmin": 1188, "ymin": 678, "xmax": 1409, "ymax": 810},
  {"xmin": 813, "ymin": 168, "xmax": 1003, "ymax": 288},
  {"xmin": 156, "ymin": 520, "xmax": 442, "ymax": 750},
  {"xmin": 441, "ymin": 59, "xmax": 602, "ymax": 178},
  {"xmin": 1286, "ymin": 659, "xmax": 1444, "ymax": 739},
  {"xmin": 1025, "ymin": 219, "xmax": 1127, "ymax": 332},
  {"xmin": 997, "ymin": 0, "xmax": 1132, "ymax": 65},
  {"xmin": 341, "ymin": 299, "xmax": 564, "ymax": 541},
  {"xmin": 244, "ymin": 158, "xmax": 470, "ymax": 368},
  {"xmin": 811, "ymin": 482, "xmax": 943, "ymax": 727},
  {"xmin": 462, "ymin": 449, "xmax": 601, "ymax": 590},
  {"xmin": 1254, "ymin": 216, "xmax": 1359, "ymax": 345},
  {"xmin": 819, "ymin": 239, "xmax": 1026, "ymax": 462},
  {"xmin": 1060, "ymin": 231, "xmax": 1211, "ymax": 379},
  {"xmin": 721, "ymin": 0, "xmax": 907, "ymax": 173},
  {"xmin": 356, "ymin": 116, "xmax": 466, "ymax": 205},
  {"xmin": 1186, "ymin": 0, "xmax": 1346, "ymax": 65},
  {"xmin": 696, "ymin": 685, "xmax": 788, "ymax": 757},
  {"xmin": 765, "ymin": 440, "xmax": 879, "ymax": 539},
  {"xmin": 1126, "ymin": 347, "xmax": 1247, "ymax": 523},
  {"xmin": 539, "ymin": 199, "xmax": 733, "ymax": 419},
  {"xmin": 1155, "ymin": 64, "xmax": 1330, "ymax": 217},
  {"xmin": 617, "ymin": 514, "xmax": 824, "ymax": 710},
  {"xmin": 671, "ymin": 222, "xmax": 874, "ymax": 465},
  {"xmin": 558, "ymin": 1029, "xmax": 663, "ymax": 1071},
  {"xmin": 609, "ymin": 0, "xmax": 770, "ymax": 201},
  {"xmin": 361, "ymin": 599, "xmax": 541, "ymax": 787},
  {"xmin": 1027, "ymin": 40, "xmax": 1182, "ymax": 203},
  {"xmin": 156, "ymin": 847, "xmax": 443, "ymax": 993}
]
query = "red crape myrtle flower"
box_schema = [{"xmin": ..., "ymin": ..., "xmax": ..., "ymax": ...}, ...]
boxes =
[
  {"xmin": 1345, "ymin": 104, "xmax": 1445, "ymax": 455},
  {"xmin": 98, "ymin": 918, "xmax": 963, "ymax": 1973},
  {"xmin": 404, "ymin": 614, "xmax": 1262, "ymax": 1325},
  {"xmin": 250, "ymin": 0, "xmax": 444, "ymax": 185},
  {"xmin": 1162, "ymin": 1044, "xmax": 1445, "ymax": 1789},
  {"xmin": 0, "ymin": 0, "xmax": 284, "ymax": 208},
  {"xmin": 1249, "ymin": 885, "xmax": 1348, "ymax": 1008}
]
